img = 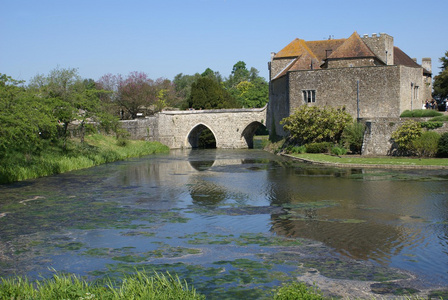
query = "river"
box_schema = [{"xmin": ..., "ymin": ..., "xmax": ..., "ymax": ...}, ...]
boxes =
[{"xmin": 0, "ymin": 149, "xmax": 447, "ymax": 299}]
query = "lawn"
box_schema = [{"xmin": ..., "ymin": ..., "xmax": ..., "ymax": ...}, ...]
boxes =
[{"xmin": 288, "ymin": 153, "xmax": 448, "ymax": 168}]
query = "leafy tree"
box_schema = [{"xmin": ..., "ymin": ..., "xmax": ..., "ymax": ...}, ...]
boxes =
[
  {"xmin": 118, "ymin": 71, "xmax": 159, "ymax": 119},
  {"xmin": 28, "ymin": 67, "xmax": 86, "ymax": 145},
  {"xmin": 187, "ymin": 77, "xmax": 239, "ymax": 109},
  {"xmin": 433, "ymin": 50, "xmax": 448, "ymax": 100},
  {"xmin": 201, "ymin": 68, "xmax": 223, "ymax": 83},
  {"xmin": 391, "ymin": 120, "xmax": 423, "ymax": 155},
  {"xmin": 234, "ymin": 77, "xmax": 269, "ymax": 108},
  {"xmin": 173, "ymin": 73, "xmax": 202, "ymax": 109},
  {"xmin": 29, "ymin": 67, "xmax": 118, "ymax": 145},
  {"xmin": 342, "ymin": 121, "xmax": 366, "ymax": 154},
  {"xmin": 0, "ymin": 74, "xmax": 57, "ymax": 159},
  {"xmin": 226, "ymin": 61, "xmax": 250, "ymax": 89},
  {"xmin": 98, "ymin": 72, "xmax": 176, "ymax": 118},
  {"xmin": 280, "ymin": 105, "xmax": 352, "ymax": 145}
]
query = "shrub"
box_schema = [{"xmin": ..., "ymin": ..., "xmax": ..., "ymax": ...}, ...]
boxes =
[
  {"xmin": 400, "ymin": 109, "xmax": 442, "ymax": 118},
  {"xmin": 438, "ymin": 132, "xmax": 448, "ymax": 157},
  {"xmin": 280, "ymin": 105, "xmax": 352, "ymax": 144},
  {"xmin": 331, "ymin": 146, "xmax": 348, "ymax": 156},
  {"xmin": 420, "ymin": 121, "xmax": 443, "ymax": 129},
  {"xmin": 291, "ymin": 145, "xmax": 307, "ymax": 154},
  {"xmin": 341, "ymin": 121, "xmax": 366, "ymax": 153},
  {"xmin": 116, "ymin": 137, "xmax": 129, "ymax": 147},
  {"xmin": 429, "ymin": 115, "xmax": 448, "ymax": 122},
  {"xmin": 412, "ymin": 131, "xmax": 440, "ymax": 157},
  {"xmin": 305, "ymin": 142, "xmax": 333, "ymax": 153},
  {"xmin": 391, "ymin": 120, "xmax": 423, "ymax": 155},
  {"xmin": 273, "ymin": 282, "xmax": 324, "ymax": 300}
]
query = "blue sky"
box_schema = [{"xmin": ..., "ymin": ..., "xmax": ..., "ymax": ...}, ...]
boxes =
[{"xmin": 1, "ymin": 0, "xmax": 447, "ymax": 83}]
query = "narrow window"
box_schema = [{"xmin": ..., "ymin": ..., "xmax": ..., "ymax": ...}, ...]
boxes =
[{"xmin": 303, "ymin": 90, "xmax": 316, "ymax": 103}]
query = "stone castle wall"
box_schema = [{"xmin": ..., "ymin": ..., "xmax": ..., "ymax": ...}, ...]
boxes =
[
  {"xmin": 361, "ymin": 118, "xmax": 448, "ymax": 156},
  {"xmin": 287, "ymin": 65, "xmax": 402, "ymax": 119}
]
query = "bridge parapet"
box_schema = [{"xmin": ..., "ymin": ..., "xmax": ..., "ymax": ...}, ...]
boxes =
[{"xmin": 120, "ymin": 106, "xmax": 268, "ymax": 149}]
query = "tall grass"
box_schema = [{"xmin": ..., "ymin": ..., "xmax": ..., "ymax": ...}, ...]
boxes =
[
  {"xmin": 0, "ymin": 271, "xmax": 204, "ymax": 300},
  {"xmin": 0, "ymin": 134, "xmax": 169, "ymax": 184}
]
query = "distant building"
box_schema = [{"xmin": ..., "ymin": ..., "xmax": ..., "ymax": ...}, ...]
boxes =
[{"xmin": 267, "ymin": 32, "xmax": 432, "ymax": 136}]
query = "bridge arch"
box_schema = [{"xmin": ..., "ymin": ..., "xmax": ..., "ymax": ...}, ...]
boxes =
[
  {"xmin": 241, "ymin": 121, "xmax": 267, "ymax": 148},
  {"xmin": 186, "ymin": 123, "xmax": 217, "ymax": 148}
]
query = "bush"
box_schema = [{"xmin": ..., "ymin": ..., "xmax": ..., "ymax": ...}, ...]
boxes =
[
  {"xmin": 412, "ymin": 131, "xmax": 440, "ymax": 157},
  {"xmin": 331, "ymin": 146, "xmax": 348, "ymax": 156},
  {"xmin": 400, "ymin": 109, "xmax": 443, "ymax": 118},
  {"xmin": 273, "ymin": 282, "xmax": 324, "ymax": 300},
  {"xmin": 391, "ymin": 120, "xmax": 423, "ymax": 155},
  {"xmin": 438, "ymin": 132, "xmax": 448, "ymax": 157},
  {"xmin": 420, "ymin": 121, "xmax": 444, "ymax": 129},
  {"xmin": 116, "ymin": 137, "xmax": 129, "ymax": 147},
  {"xmin": 429, "ymin": 115, "xmax": 448, "ymax": 122},
  {"xmin": 285, "ymin": 145, "xmax": 306, "ymax": 153},
  {"xmin": 341, "ymin": 121, "xmax": 365, "ymax": 153},
  {"xmin": 280, "ymin": 105, "xmax": 352, "ymax": 145},
  {"xmin": 305, "ymin": 142, "xmax": 333, "ymax": 153}
]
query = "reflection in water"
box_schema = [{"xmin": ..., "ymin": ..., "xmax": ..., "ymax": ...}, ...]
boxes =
[{"xmin": 0, "ymin": 149, "xmax": 448, "ymax": 292}]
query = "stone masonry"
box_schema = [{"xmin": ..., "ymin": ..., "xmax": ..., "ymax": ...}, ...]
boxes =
[{"xmin": 120, "ymin": 106, "xmax": 268, "ymax": 149}]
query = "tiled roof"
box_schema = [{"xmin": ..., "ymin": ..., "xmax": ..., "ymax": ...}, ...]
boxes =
[
  {"xmin": 275, "ymin": 38, "xmax": 318, "ymax": 60},
  {"xmin": 306, "ymin": 39, "xmax": 346, "ymax": 61},
  {"xmin": 394, "ymin": 46, "xmax": 431, "ymax": 75},
  {"xmin": 273, "ymin": 32, "xmax": 429, "ymax": 76},
  {"xmin": 327, "ymin": 32, "xmax": 376, "ymax": 59},
  {"xmin": 394, "ymin": 46, "xmax": 420, "ymax": 68}
]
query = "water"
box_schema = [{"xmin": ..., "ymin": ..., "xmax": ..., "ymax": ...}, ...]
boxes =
[{"xmin": 1, "ymin": 149, "xmax": 447, "ymax": 298}]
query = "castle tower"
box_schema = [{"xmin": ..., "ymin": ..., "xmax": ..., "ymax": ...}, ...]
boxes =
[{"xmin": 361, "ymin": 33, "xmax": 394, "ymax": 65}]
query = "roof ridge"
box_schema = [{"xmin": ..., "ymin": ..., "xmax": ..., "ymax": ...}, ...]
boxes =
[{"xmin": 327, "ymin": 31, "xmax": 376, "ymax": 59}]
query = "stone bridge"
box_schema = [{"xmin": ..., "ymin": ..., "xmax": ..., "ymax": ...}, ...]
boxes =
[{"xmin": 121, "ymin": 106, "xmax": 268, "ymax": 149}]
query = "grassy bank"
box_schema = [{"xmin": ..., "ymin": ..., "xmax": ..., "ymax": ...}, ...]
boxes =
[
  {"xmin": 287, "ymin": 153, "xmax": 448, "ymax": 168},
  {"xmin": 0, "ymin": 134, "xmax": 169, "ymax": 184},
  {"xmin": 0, "ymin": 271, "xmax": 326, "ymax": 300},
  {"xmin": 0, "ymin": 271, "xmax": 204, "ymax": 300}
]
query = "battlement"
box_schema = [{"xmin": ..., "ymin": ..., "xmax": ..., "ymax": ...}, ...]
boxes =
[{"xmin": 361, "ymin": 32, "xmax": 394, "ymax": 65}]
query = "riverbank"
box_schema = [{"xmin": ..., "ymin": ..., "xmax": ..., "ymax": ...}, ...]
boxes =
[
  {"xmin": 282, "ymin": 153, "xmax": 448, "ymax": 170},
  {"xmin": 0, "ymin": 134, "xmax": 169, "ymax": 184}
]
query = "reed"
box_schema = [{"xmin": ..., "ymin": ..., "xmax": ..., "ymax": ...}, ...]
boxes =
[
  {"xmin": 0, "ymin": 271, "xmax": 204, "ymax": 300},
  {"xmin": 0, "ymin": 134, "xmax": 169, "ymax": 184}
]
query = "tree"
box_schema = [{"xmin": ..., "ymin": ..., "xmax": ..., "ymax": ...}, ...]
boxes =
[
  {"xmin": 433, "ymin": 51, "xmax": 448, "ymax": 100},
  {"xmin": 29, "ymin": 67, "xmax": 86, "ymax": 145},
  {"xmin": 234, "ymin": 77, "xmax": 269, "ymax": 108},
  {"xmin": 0, "ymin": 74, "xmax": 59, "ymax": 159},
  {"xmin": 98, "ymin": 72, "xmax": 176, "ymax": 118},
  {"xmin": 341, "ymin": 121, "xmax": 366, "ymax": 153},
  {"xmin": 29, "ymin": 67, "xmax": 118, "ymax": 145},
  {"xmin": 187, "ymin": 77, "xmax": 239, "ymax": 109},
  {"xmin": 280, "ymin": 105, "xmax": 353, "ymax": 145},
  {"xmin": 226, "ymin": 62, "xmax": 269, "ymax": 108},
  {"xmin": 173, "ymin": 73, "xmax": 202, "ymax": 109},
  {"xmin": 226, "ymin": 61, "xmax": 250, "ymax": 89}
]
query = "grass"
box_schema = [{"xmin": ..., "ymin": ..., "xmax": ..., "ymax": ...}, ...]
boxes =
[
  {"xmin": 400, "ymin": 109, "xmax": 443, "ymax": 118},
  {"xmin": 0, "ymin": 271, "xmax": 435, "ymax": 299},
  {"xmin": 288, "ymin": 153, "xmax": 448, "ymax": 167},
  {"xmin": 0, "ymin": 134, "xmax": 170, "ymax": 184},
  {"xmin": 0, "ymin": 271, "xmax": 204, "ymax": 300}
]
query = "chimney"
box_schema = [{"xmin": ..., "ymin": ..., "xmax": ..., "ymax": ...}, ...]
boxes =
[{"xmin": 422, "ymin": 58, "xmax": 432, "ymax": 73}]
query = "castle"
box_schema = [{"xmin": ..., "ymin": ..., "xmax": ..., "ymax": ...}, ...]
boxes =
[{"xmin": 267, "ymin": 32, "xmax": 432, "ymax": 137}]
